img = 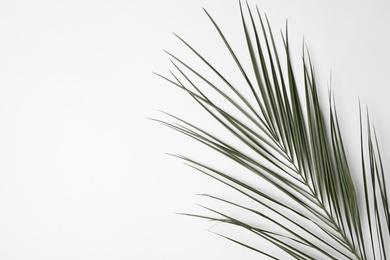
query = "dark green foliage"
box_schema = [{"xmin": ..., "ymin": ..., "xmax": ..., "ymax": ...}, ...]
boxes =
[{"xmin": 156, "ymin": 1, "xmax": 389, "ymax": 259}]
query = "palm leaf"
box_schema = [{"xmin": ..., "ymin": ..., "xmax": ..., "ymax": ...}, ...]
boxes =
[{"xmin": 156, "ymin": 1, "xmax": 389, "ymax": 259}]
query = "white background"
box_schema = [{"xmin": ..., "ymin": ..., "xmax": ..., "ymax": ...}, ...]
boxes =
[{"xmin": 0, "ymin": 0, "xmax": 389, "ymax": 259}]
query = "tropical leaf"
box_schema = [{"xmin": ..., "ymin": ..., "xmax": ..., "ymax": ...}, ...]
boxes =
[{"xmin": 156, "ymin": 1, "xmax": 389, "ymax": 259}]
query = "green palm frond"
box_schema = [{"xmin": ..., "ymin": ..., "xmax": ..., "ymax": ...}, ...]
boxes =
[{"xmin": 156, "ymin": 1, "xmax": 389, "ymax": 259}]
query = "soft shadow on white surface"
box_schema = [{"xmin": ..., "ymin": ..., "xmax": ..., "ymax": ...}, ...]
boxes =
[{"xmin": 0, "ymin": 0, "xmax": 389, "ymax": 259}]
